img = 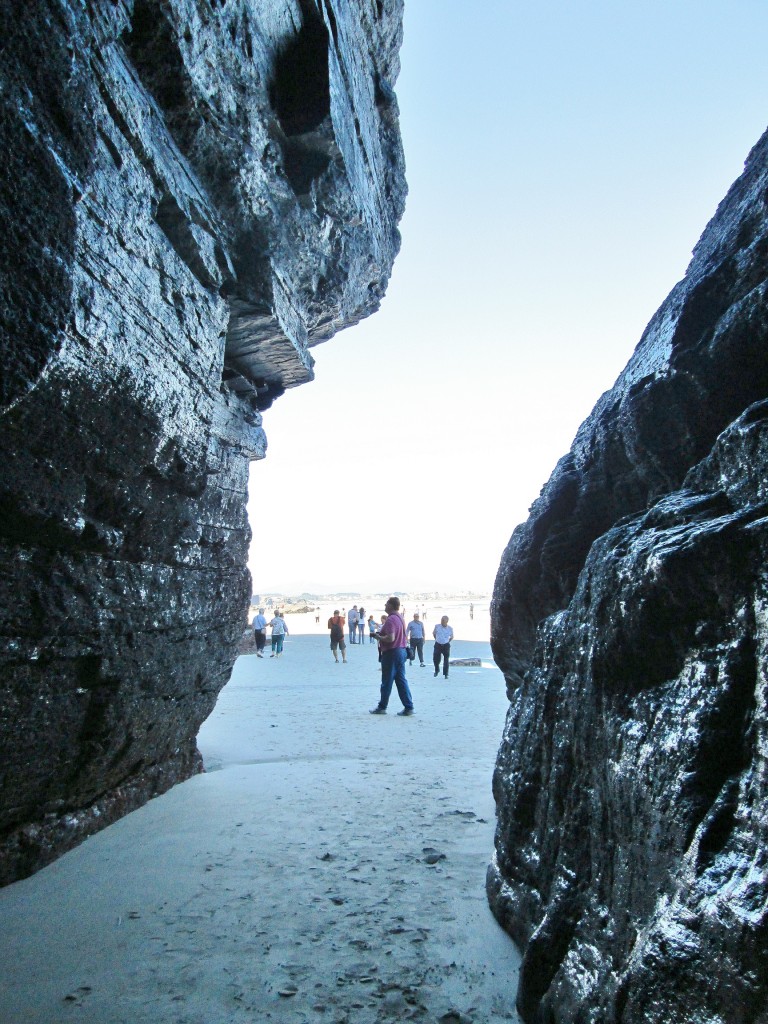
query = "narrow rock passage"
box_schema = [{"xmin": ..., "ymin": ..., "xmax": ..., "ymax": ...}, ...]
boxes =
[{"xmin": 0, "ymin": 634, "xmax": 521, "ymax": 1023}]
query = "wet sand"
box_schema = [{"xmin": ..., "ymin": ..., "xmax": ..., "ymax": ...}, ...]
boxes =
[{"xmin": 0, "ymin": 609, "xmax": 521, "ymax": 1023}]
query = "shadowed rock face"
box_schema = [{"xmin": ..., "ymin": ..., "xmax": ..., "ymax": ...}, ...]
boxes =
[
  {"xmin": 0, "ymin": 0, "xmax": 405, "ymax": 883},
  {"xmin": 489, "ymin": 130, "xmax": 768, "ymax": 1023}
]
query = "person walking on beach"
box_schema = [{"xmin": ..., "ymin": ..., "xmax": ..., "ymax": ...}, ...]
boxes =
[
  {"xmin": 328, "ymin": 610, "xmax": 347, "ymax": 664},
  {"xmin": 367, "ymin": 614, "xmax": 377, "ymax": 643},
  {"xmin": 252, "ymin": 607, "xmax": 268, "ymax": 657},
  {"xmin": 407, "ymin": 612, "xmax": 426, "ymax": 666},
  {"xmin": 370, "ymin": 596, "xmax": 414, "ymax": 716},
  {"xmin": 432, "ymin": 615, "xmax": 454, "ymax": 678},
  {"xmin": 347, "ymin": 605, "xmax": 360, "ymax": 644},
  {"xmin": 269, "ymin": 611, "xmax": 289, "ymax": 657}
]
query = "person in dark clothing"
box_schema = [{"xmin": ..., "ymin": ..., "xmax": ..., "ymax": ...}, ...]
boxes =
[{"xmin": 432, "ymin": 615, "xmax": 454, "ymax": 679}]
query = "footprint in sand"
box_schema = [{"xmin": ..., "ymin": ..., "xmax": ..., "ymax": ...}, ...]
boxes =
[{"xmin": 422, "ymin": 847, "xmax": 447, "ymax": 865}]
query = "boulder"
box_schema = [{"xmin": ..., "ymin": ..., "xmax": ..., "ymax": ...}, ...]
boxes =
[{"xmin": 490, "ymin": 130, "xmax": 768, "ymax": 1023}]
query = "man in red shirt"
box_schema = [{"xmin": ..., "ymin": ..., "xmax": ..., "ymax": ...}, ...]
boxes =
[
  {"xmin": 370, "ymin": 596, "xmax": 415, "ymax": 716},
  {"xmin": 327, "ymin": 610, "xmax": 347, "ymax": 663}
]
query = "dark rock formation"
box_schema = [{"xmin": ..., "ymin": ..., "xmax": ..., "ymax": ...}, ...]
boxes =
[
  {"xmin": 489, "ymin": 129, "xmax": 768, "ymax": 1023},
  {"xmin": 0, "ymin": 0, "xmax": 405, "ymax": 884}
]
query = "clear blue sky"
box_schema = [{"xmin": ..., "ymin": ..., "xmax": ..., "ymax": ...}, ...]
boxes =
[{"xmin": 248, "ymin": 0, "xmax": 768, "ymax": 595}]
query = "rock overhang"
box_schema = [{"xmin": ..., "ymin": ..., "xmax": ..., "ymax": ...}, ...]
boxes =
[{"xmin": 0, "ymin": 0, "xmax": 406, "ymax": 882}]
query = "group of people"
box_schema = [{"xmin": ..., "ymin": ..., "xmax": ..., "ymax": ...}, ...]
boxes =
[
  {"xmin": 343, "ymin": 605, "xmax": 374, "ymax": 644},
  {"xmin": 250, "ymin": 608, "xmax": 289, "ymax": 658},
  {"xmin": 327, "ymin": 604, "xmax": 381, "ymax": 660},
  {"xmin": 327, "ymin": 608, "xmax": 379, "ymax": 663},
  {"xmin": 328, "ymin": 600, "xmax": 454, "ymax": 717},
  {"xmin": 251, "ymin": 600, "xmax": 458, "ymax": 717},
  {"xmin": 326, "ymin": 606, "xmax": 454, "ymax": 675}
]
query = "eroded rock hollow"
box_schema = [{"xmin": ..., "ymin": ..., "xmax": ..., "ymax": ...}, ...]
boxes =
[
  {"xmin": 0, "ymin": 0, "xmax": 405, "ymax": 884},
  {"xmin": 490, "ymin": 131, "xmax": 768, "ymax": 1022}
]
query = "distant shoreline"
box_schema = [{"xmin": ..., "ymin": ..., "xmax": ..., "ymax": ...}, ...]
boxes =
[
  {"xmin": 251, "ymin": 590, "xmax": 491, "ymax": 604},
  {"xmin": 244, "ymin": 594, "xmax": 493, "ymax": 644}
]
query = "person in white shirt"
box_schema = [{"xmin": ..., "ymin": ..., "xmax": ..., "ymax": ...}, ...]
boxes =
[
  {"xmin": 252, "ymin": 608, "xmax": 268, "ymax": 657},
  {"xmin": 347, "ymin": 605, "xmax": 360, "ymax": 644},
  {"xmin": 432, "ymin": 616, "xmax": 454, "ymax": 679},
  {"xmin": 268, "ymin": 612, "xmax": 289, "ymax": 657}
]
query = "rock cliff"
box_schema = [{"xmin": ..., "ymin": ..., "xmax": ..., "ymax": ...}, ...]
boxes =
[
  {"xmin": 0, "ymin": 0, "xmax": 405, "ymax": 883},
  {"xmin": 489, "ymin": 130, "xmax": 768, "ymax": 1022}
]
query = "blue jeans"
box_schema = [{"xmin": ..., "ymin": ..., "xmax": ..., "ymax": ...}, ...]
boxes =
[{"xmin": 377, "ymin": 647, "xmax": 414, "ymax": 711}]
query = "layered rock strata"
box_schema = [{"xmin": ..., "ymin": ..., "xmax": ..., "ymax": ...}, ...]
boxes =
[
  {"xmin": 489, "ymin": 129, "xmax": 768, "ymax": 1023},
  {"xmin": 0, "ymin": 0, "xmax": 405, "ymax": 883}
]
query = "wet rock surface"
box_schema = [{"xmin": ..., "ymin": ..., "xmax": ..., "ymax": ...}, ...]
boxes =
[
  {"xmin": 490, "ymin": 130, "xmax": 768, "ymax": 1022},
  {"xmin": 0, "ymin": 0, "xmax": 405, "ymax": 883}
]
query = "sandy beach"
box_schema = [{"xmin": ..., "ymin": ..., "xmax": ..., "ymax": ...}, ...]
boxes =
[{"xmin": 0, "ymin": 602, "xmax": 521, "ymax": 1023}]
